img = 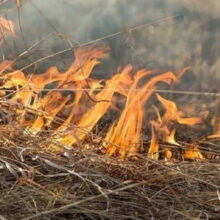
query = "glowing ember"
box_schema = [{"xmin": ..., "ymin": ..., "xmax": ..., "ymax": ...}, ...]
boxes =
[{"xmin": 184, "ymin": 145, "xmax": 204, "ymax": 160}]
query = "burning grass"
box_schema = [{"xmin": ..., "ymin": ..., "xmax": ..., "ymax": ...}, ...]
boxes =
[
  {"xmin": 0, "ymin": 5, "xmax": 220, "ymax": 219},
  {"xmin": 0, "ymin": 44, "xmax": 219, "ymax": 161},
  {"xmin": 0, "ymin": 46, "xmax": 220, "ymax": 218}
]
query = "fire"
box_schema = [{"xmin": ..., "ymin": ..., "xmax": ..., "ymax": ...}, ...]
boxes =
[
  {"xmin": 0, "ymin": 16, "xmax": 15, "ymax": 47},
  {"xmin": 0, "ymin": 17, "xmax": 218, "ymax": 161},
  {"xmin": 147, "ymin": 121, "xmax": 159, "ymax": 160},
  {"xmin": 57, "ymin": 65, "xmax": 133, "ymax": 146},
  {"xmin": 147, "ymin": 94, "xmax": 204, "ymax": 160},
  {"xmin": 184, "ymin": 145, "xmax": 204, "ymax": 160},
  {"xmin": 105, "ymin": 70, "xmax": 177, "ymax": 159},
  {"xmin": 156, "ymin": 93, "xmax": 201, "ymax": 126},
  {"xmin": 164, "ymin": 129, "xmax": 179, "ymax": 146}
]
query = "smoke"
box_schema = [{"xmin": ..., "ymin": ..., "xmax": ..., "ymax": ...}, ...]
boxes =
[
  {"xmin": 2, "ymin": 0, "xmax": 185, "ymax": 51},
  {"xmin": 0, "ymin": 0, "xmax": 219, "ymax": 86}
]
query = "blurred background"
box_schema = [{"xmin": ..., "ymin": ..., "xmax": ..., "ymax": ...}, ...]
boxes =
[{"xmin": 0, "ymin": 0, "xmax": 219, "ymax": 91}]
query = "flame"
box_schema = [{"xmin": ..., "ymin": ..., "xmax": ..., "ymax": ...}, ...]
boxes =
[
  {"xmin": 29, "ymin": 116, "xmax": 44, "ymax": 135},
  {"xmin": 147, "ymin": 121, "xmax": 159, "ymax": 160},
  {"xmin": 0, "ymin": 60, "xmax": 13, "ymax": 74},
  {"xmin": 156, "ymin": 93, "xmax": 201, "ymax": 126},
  {"xmin": 0, "ymin": 18, "xmax": 217, "ymax": 161},
  {"xmin": 0, "ymin": 16, "xmax": 15, "ymax": 47},
  {"xmin": 105, "ymin": 71, "xmax": 178, "ymax": 159},
  {"xmin": 152, "ymin": 94, "xmax": 204, "ymax": 160},
  {"xmin": 2, "ymin": 71, "xmax": 27, "ymax": 89},
  {"xmin": 57, "ymin": 65, "xmax": 133, "ymax": 146},
  {"xmin": 164, "ymin": 129, "xmax": 179, "ymax": 146},
  {"xmin": 184, "ymin": 145, "xmax": 204, "ymax": 160},
  {"xmin": 163, "ymin": 129, "xmax": 179, "ymax": 160}
]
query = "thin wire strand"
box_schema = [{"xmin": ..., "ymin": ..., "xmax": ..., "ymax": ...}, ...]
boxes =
[
  {"xmin": 0, "ymin": 88, "xmax": 219, "ymax": 97},
  {"xmin": 18, "ymin": 14, "xmax": 180, "ymax": 72}
]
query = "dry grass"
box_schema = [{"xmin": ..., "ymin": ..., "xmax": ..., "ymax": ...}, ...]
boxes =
[
  {"xmin": 0, "ymin": 131, "xmax": 220, "ymax": 220},
  {"xmin": 0, "ymin": 1, "xmax": 220, "ymax": 219},
  {"xmin": 0, "ymin": 99, "xmax": 219, "ymax": 219}
]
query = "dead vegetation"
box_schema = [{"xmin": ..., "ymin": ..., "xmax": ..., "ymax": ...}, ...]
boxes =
[
  {"xmin": 0, "ymin": 1, "xmax": 220, "ymax": 219},
  {"xmin": 0, "ymin": 132, "xmax": 220, "ymax": 220}
]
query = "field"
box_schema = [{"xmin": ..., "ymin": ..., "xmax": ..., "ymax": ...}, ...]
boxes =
[{"xmin": 0, "ymin": 1, "xmax": 220, "ymax": 219}]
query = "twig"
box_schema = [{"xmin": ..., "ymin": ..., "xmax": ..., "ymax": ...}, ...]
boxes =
[
  {"xmin": 22, "ymin": 180, "xmax": 147, "ymax": 220},
  {"xmin": 19, "ymin": 14, "xmax": 180, "ymax": 72}
]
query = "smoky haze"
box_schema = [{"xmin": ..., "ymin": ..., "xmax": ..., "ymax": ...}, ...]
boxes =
[
  {"xmin": 4, "ymin": 0, "xmax": 183, "ymax": 45},
  {"xmin": 1, "ymin": 0, "xmax": 219, "ymax": 89}
]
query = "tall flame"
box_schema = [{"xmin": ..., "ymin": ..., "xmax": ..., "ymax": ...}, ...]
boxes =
[
  {"xmin": 105, "ymin": 71, "xmax": 177, "ymax": 159},
  {"xmin": 148, "ymin": 94, "xmax": 204, "ymax": 160},
  {"xmin": 57, "ymin": 65, "xmax": 133, "ymax": 146},
  {"xmin": 0, "ymin": 17, "xmax": 217, "ymax": 161},
  {"xmin": 148, "ymin": 121, "xmax": 160, "ymax": 160}
]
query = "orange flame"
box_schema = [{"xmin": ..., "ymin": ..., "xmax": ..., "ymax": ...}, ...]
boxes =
[
  {"xmin": 0, "ymin": 16, "xmax": 15, "ymax": 47},
  {"xmin": 156, "ymin": 93, "xmax": 201, "ymax": 126},
  {"xmin": 152, "ymin": 94, "xmax": 204, "ymax": 160},
  {"xmin": 147, "ymin": 121, "xmax": 159, "ymax": 160},
  {"xmin": 164, "ymin": 129, "xmax": 179, "ymax": 146},
  {"xmin": 184, "ymin": 145, "xmax": 204, "ymax": 160},
  {"xmin": 58, "ymin": 65, "xmax": 133, "ymax": 146},
  {"xmin": 0, "ymin": 18, "xmax": 216, "ymax": 161},
  {"xmin": 105, "ymin": 71, "xmax": 177, "ymax": 159}
]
